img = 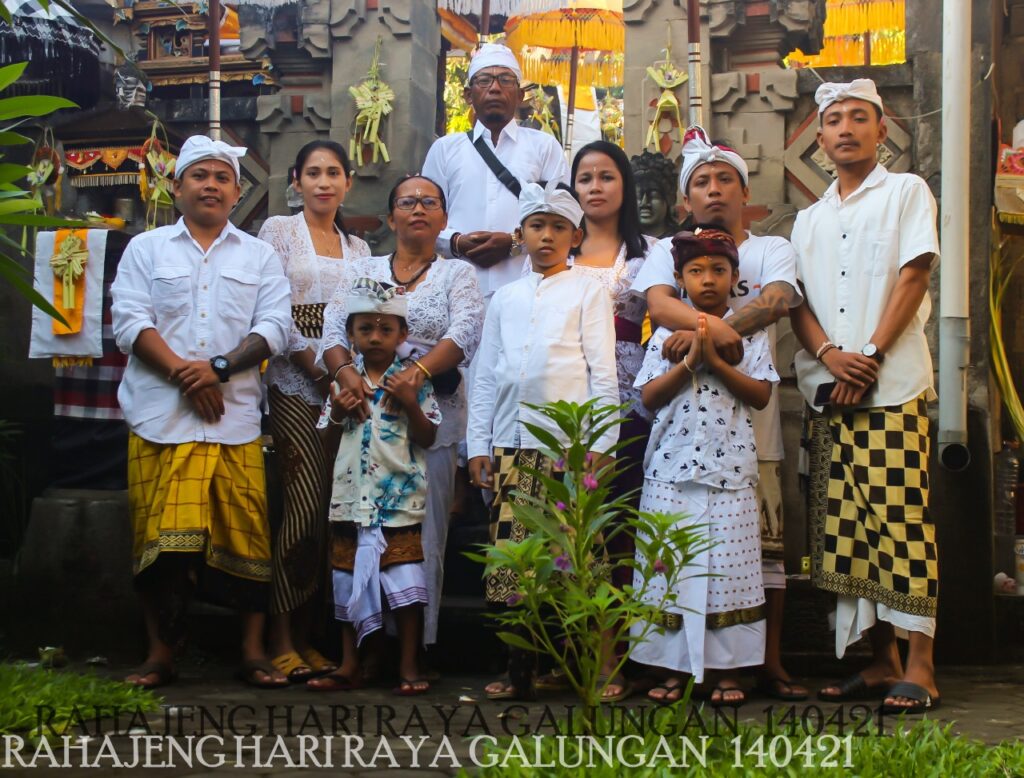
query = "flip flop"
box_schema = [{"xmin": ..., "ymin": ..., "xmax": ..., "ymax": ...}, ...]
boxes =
[
  {"xmin": 880, "ymin": 682, "xmax": 941, "ymax": 715},
  {"xmin": 237, "ymin": 659, "xmax": 288, "ymax": 689},
  {"xmin": 393, "ymin": 678, "xmax": 431, "ymax": 697},
  {"xmin": 271, "ymin": 651, "xmax": 315, "ymax": 683},
  {"xmin": 535, "ymin": 669, "xmax": 571, "ymax": 692},
  {"xmin": 598, "ymin": 673, "xmax": 632, "ymax": 704},
  {"xmin": 755, "ymin": 676, "xmax": 809, "ymax": 701},
  {"xmin": 817, "ymin": 673, "xmax": 890, "ymax": 703},
  {"xmin": 300, "ymin": 648, "xmax": 338, "ymax": 677},
  {"xmin": 125, "ymin": 661, "xmax": 176, "ymax": 689},
  {"xmin": 647, "ymin": 677, "xmax": 685, "ymax": 704},
  {"xmin": 307, "ymin": 671, "xmax": 362, "ymax": 692},
  {"xmin": 485, "ymin": 677, "xmax": 535, "ymax": 701},
  {"xmin": 709, "ymin": 684, "xmax": 746, "ymax": 708}
]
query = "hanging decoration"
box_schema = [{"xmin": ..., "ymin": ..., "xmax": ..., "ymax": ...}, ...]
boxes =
[
  {"xmin": 49, "ymin": 229, "xmax": 89, "ymax": 337},
  {"xmin": 644, "ymin": 43, "xmax": 687, "ymax": 152},
  {"xmin": 444, "ymin": 54, "xmax": 473, "ymax": 135},
  {"xmin": 517, "ymin": 46, "xmax": 622, "ymax": 90},
  {"xmin": 528, "ymin": 87, "xmax": 561, "ymax": 140},
  {"xmin": 348, "ymin": 35, "xmax": 394, "ymax": 167},
  {"xmin": 64, "ymin": 145, "xmax": 146, "ymax": 188},
  {"xmin": 599, "ymin": 90, "xmax": 623, "ymax": 147},
  {"xmin": 138, "ymin": 118, "xmax": 176, "ymax": 231},
  {"xmin": 27, "ymin": 127, "xmax": 63, "ymax": 216},
  {"xmin": 504, "ymin": 3, "xmax": 623, "ymax": 54},
  {"xmin": 437, "ymin": 0, "xmax": 568, "ymax": 14},
  {"xmin": 786, "ymin": 0, "xmax": 905, "ymax": 68}
]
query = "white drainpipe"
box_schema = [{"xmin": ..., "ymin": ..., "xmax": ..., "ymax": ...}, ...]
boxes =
[{"xmin": 938, "ymin": 0, "xmax": 972, "ymax": 471}]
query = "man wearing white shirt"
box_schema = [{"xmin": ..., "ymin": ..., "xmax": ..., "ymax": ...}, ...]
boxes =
[
  {"xmin": 789, "ymin": 80, "xmax": 941, "ymax": 714},
  {"xmin": 111, "ymin": 135, "xmax": 291, "ymax": 690},
  {"xmin": 421, "ymin": 43, "xmax": 569, "ymax": 299},
  {"xmin": 631, "ymin": 127, "xmax": 806, "ymax": 705}
]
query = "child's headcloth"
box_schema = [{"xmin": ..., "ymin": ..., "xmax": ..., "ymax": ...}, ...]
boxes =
[
  {"xmin": 518, "ymin": 180, "xmax": 584, "ymax": 227},
  {"xmin": 671, "ymin": 226, "xmax": 739, "ymax": 270},
  {"xmin": 346, "ymin": 277, "xmax": 408, "ymax": 318}
]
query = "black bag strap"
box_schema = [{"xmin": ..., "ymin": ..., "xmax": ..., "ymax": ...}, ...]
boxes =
[{"xmin": 466, "ymin": 130, "xmax": 522, "ymax": 198}]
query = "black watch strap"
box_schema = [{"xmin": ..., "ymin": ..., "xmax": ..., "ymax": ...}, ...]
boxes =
[{"xmin": 210, "ymin": 356, "xmax": 231, "ymax": 383}]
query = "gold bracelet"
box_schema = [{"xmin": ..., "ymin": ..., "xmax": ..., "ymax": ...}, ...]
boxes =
[
  {"xmin": 413, "ymin": 359, "xmax": 432, "ymax": 380},
  {"xmin": 333, "ymin": 362, "xmax": 355, "ymax": 382}
]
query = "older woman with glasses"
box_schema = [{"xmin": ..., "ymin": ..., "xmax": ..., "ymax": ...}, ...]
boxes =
[{"xmin": 315, "ymin": 175, "xmax": 485, "ymax": 688}]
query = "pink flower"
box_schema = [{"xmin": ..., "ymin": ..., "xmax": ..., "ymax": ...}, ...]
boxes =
[
  {"xmin": 585, "ymin": 452, "xmax": 594, "ymax": 464},
  {"xmin": 583, "ymin": 473, "xmax": 599, "ymax": 492},
  {"xmin": 556, "ymin": 501, "xmax": 567, "ymax": 511},
  {"xmin": 555, "ymin": 458, "xmax": 566, "ymax": 470},
  {"xmin": 554, "ymin": 555, "xmax": 571, "ymax": 571},
  {"xmin": 506, "ymin": 592, "xmax": 524, "ymax": 607},
  {"xmin": 653, "ymin": 559, "xmax": 667, "ymax": 574}
]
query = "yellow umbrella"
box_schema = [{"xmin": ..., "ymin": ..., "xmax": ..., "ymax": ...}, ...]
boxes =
[{"xmin": 504, "ymin": 0, "xmax": 624, "ymax": 151}]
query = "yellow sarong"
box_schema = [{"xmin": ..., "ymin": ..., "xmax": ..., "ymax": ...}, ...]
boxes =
[{"xmin": 128, "ymin": 433, "xmax": 271, "ymax": 583}]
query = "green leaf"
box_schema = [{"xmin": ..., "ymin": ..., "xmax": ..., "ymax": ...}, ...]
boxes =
[
  {"xmin": 0, "ymin": 96, "xmax": 78, "ymax": 121},
  {"xmin": 0, "ymin": 4, "xmax": 10, "ymax": 24},
  {"xmin": 0, "ymin": 198, "xmax": 42, "ymax": 216},
  {"xmin": 0, "ymin": 63, "xmax": 28, "ymax": 92},
  {"xmin": 0, "ymin": 164, "xmax": 30, "ymax": 185},
  {"xmin": 0, "ymin": 257, "xmax": 68, "ymax": 326},
  {"xmin": 496, "ymin": 631, "xmax": 538, "ymax": 653},
  {"xmin": 0, "ymin": 132, "xmax": 31, "ymax": 147}
]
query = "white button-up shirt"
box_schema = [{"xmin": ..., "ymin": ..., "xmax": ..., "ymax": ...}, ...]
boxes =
[
  {"xmin": 112, "ymin": 218, "xmax": 291, "ymax": 445},
  {"xmin": 631, "ymin": 232, "xmax": 801, "ymax": 461},
  {"xmin": 467, "ymin": 269, "xmax": 619, "ymax": 459},
  {"xmin": 791, "ymin": 164, "xmax": 940, "ymax": 410},
  {"xmin": 421, "ymin": 119, "xmax": 570, "ymax": 296}
]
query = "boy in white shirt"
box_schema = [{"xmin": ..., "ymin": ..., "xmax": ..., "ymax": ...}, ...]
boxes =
[{"xmin": 467, "ymin": 180, "xmax": 619, "ymax": 700}]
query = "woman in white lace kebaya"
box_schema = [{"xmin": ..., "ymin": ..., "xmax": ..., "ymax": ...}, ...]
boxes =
[
  {"xmin": 258, "ymin": 140, "xmax": 370, "ymax": 682},
  {"xmin": 318, "ymin": 175, "xmax": 485, "ymax": 660}
]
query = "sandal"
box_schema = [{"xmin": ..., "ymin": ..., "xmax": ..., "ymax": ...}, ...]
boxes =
[
  {"xmin": 125, "ymin": 661, "xmax": 176, "ymax": 689},
  {"xmin": 271, "ymin": 651, "xmax": 315, "ymax": 683},
  {"xmin": 755, "ymin": 676, "xmax": 809, "ymax": 702},
  {"xmin": 394, "ymin": 677, "xmax": 431, "ymax": 696},
  {"xmin": 880, "ymin": 682, "xmax": 941, "ymax": 715},
  {"xmin": 598, "ymin": 673, "xmax": 632, "ymax": 703},
  {"xmin": 536, "ymin": 669, "xmax": 571, "ymax": 692},
  {"xmin": 817, "ymin": 673, "xmax": 891, "ymax": 703},
  {"xmin": 485, "ymin": 677, "xmax": 535, "ymax": 701},
  {"xmin": 237, "ymin": 659, "xmax": 288, "ymax": 689},
  {"xmin": 709, "ymin": 684, "xmax": 746, "ymax": 708},
  {"xmin": 300, "ymin": 648, "xmax": 338, "ymax": 677},
  {"xmin": 647, "ymin": 676, "xmax": 685, "ymax": 704},
  {"xmin": 307, "ymin": 671, "xmax": 362, "ymax": 692}
]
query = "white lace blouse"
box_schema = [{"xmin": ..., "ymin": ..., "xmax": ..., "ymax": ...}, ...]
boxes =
[
  {"xmin": 258, "ymin": 213, "xmax": 370, "ymax": 405},
  {"xmin": 319, "ymin": 255, "xmax": 485, "ymax": 449}
]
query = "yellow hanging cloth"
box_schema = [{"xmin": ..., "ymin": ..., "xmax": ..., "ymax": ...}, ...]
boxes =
[{"xmin": 50, "ymin": 229, "xmax": 90, "ymax": 336}]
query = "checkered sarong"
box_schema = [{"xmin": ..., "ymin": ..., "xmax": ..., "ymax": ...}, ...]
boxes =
[
  {"xmin": 809, "ymin": 394, "xmax": 937, "ymax": 617},
  {"xmin": 484, "ymin": 448, "xmax": 557, "ymax": 605}
]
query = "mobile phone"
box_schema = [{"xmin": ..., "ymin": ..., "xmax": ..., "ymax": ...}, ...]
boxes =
[{"xmin": 814, "ymin": 382, "xmax": 837, "ymax": 406}]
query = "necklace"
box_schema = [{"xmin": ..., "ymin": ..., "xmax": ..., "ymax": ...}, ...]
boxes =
[
  {"xmin": 389, "ymin": 252, "xmax": 434, "ymax": 287},
  {"xmin": 306, "ymin": 215, "xmax": 341, "ymax": 257}
]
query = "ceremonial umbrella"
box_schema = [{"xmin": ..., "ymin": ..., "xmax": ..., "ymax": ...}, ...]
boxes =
[
  {"xmin": 503, "ymin": 0, "xmax": 623, "ymax": 152},
  {"xmin": 0, "ymin": 0, "xmax": 100, "ymax": 107}
]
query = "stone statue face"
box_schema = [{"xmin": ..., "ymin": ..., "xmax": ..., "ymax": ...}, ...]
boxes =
[{"xmin": 637, "ymin": 179, "xmax": 669, "ymax": 233}]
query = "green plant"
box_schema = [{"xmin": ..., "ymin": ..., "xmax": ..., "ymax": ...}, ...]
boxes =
[
  {"xmin": 469, "ymin": 400, "xmax": 710, "ymax": 714},
  {"xmin": 0, "ymin": 61, "xmax": 89, "ymax": 325},
  {"xmin": 0, "ymin": 662, "xmax": 161, "ymax": 739}
]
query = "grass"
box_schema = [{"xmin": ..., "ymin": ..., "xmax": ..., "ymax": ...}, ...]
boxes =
[
  {"xmin": 0, "ymin": 662, "xmax": 162, "ymax": 738},
  {"xmin": 465, "ymin": 707, "xmax": 1024, "ymax": 777}
]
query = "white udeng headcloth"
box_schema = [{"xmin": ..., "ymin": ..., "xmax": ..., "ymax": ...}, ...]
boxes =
[
  {"xmin": 678, "ymin": 126, "xmax": 749, "ymax": 194},
  {"xmin": 814, "ymin": 78, "xmax": 884, "ymax": 115},
  {"xmin": 518, "ymin": 179, "xmax": 584, "ymax": 227},
  {"xmin": 467, "ymin": 42, "xmax": 523, "ymax": 82},
  {"xmin": 174, "ymin": 135, "xmax": 247, "ymax": 181},
  {"xmin": 346, "ymin": 277, "xmax": 408, "ymax": 317}
]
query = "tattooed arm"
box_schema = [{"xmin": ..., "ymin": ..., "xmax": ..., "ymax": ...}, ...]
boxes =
[
  {"xmin": 172, "ymin": 333, "xmax": 271, "ymax": 400},
  {"xmin": 726, "ymin": 280, "xmax": 800, "ymax": 337}
]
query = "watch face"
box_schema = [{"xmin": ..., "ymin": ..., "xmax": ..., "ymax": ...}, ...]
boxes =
[
  {"xmin": 213, "ymin": 357, "xmax": 228, "ymax": 370},
  {"xmin": 862, "ymin": 344, "xmax": 878, "ymax": 358}
]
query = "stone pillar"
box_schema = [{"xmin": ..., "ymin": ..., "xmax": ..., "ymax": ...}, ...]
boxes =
[{"xmin": 241, "ymin": 0, "xmax": 440, "ymax": 249}]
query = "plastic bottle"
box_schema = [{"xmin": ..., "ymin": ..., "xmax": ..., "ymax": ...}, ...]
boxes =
[{"xmin": 995, "ymin": 441, "xmax": 1020, "ymax": 536}]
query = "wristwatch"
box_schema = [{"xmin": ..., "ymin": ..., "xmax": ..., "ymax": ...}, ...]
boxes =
[
  {"xmin": 210, "ymin": 355, "xmax": 231, "ymax": 383},
  {"xmin": 861, "ymin": 343, "xmax": 883, "ymax": 362},
  {"xmin": 509, "ymin": 233, "xmax": 523, "ymax": 257}
]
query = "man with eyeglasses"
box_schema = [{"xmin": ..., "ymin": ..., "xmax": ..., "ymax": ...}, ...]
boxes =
[{"xmin": 422, "ymin": 43, "xmax": 569, "ymax": 302}]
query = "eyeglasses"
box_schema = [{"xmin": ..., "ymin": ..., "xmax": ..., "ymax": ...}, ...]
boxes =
[
  {"xmin": 393, "ymin": 196, "xmax": 443, "ymax": 211},
  {"xmin": 469, "ymin": 74, "xmax": 520, "ymax": 90}
]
